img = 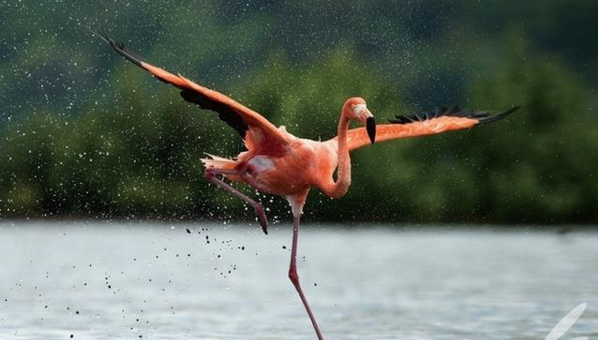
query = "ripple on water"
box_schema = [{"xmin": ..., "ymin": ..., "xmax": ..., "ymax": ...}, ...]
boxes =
[{"xmin": 0, "ymin": 223, "xmax": 597, "ymax": 339}]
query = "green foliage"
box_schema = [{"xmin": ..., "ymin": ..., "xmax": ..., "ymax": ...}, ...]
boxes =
[
  {"xmin": 466, "ymin": 36, "xmax": 598, "ymax": 223},
  {"xmin": 1, "ymin": 1, "xmax": 597, "ymax": 224}
]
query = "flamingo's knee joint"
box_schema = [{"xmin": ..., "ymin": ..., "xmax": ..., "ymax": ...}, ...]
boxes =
[{"xmin": 288, "ymin": 267, "xmax": 300, "ymax": 285}]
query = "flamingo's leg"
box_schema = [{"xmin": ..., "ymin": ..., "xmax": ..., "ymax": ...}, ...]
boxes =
[
  {"xmin": 288, "ymin": 215, "xmax": 325, "ymax": 340},
  {"xmin": 204, "ymin": 167, "xmax": 269, "ymax": 234}
]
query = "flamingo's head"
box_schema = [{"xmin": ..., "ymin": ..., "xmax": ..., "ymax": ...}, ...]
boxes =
[{"xmin": 344, "ymin": 97, "xmax": 376, "ymax": 144}]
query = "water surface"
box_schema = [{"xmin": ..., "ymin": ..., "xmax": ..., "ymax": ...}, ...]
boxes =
[{"xmin": 0, "ymin": 222, "xmax": 597, "ymax": 339}]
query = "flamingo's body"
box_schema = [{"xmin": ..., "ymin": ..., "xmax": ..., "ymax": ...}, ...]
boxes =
[
  {"xmin": 203, "ymin": 131, "xmax": 337, "ymax": 200},
  {"xmin": 98, "ymin": 32, "xmax": 518, "ymax": 340}
]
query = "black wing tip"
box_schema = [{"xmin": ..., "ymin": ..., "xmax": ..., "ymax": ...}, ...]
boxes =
[
  {"xmin": 180, "ymin": 89, "xmax": 249, "ymax": 139},
  {"xmin": 390, "ymin": 105, "xmax": 521, "ymax": 125},
  {"xmin": 477, "ymin": 105, "xmax": 521, "ymax": 125},
  {"xmin": 92, "ymin": 28, "xmax": 143, "ymax": 67},
  {"xmin": 89, "ymin": 27, "xmax": 110, "ymax": 44}
]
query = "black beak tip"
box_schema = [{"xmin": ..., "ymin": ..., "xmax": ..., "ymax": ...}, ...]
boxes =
[{"xmin": 366, "ymin": 116, "xmax": 376, "ymax": 144}]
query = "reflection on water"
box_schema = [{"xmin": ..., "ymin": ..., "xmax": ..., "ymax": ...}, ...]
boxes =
[{"xmin": 0, "ymin": 222, "xmax": 597, "ymax": 340}]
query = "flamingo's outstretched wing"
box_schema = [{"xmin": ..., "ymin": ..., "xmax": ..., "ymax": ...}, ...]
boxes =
[
  {"xmin": 345, "ymin": 105, "xmax": 519, "ymax": 152},
  {"xmin": 97, "ymin": 31, "xmax": 288, "ymax": 147}
]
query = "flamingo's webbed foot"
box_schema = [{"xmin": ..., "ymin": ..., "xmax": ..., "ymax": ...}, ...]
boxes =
[{"xmin": 255, "ymin": 204, "xmax": 269, "ymax": 235}]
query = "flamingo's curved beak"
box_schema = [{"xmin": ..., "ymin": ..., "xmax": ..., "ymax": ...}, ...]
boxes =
[
  {"xmin": 359, "ymin": 108, "xmax": 376, "ymax": 144},
  {"xmin": 366, "ymin": 116, "xmax": 376, "ymax": 144}
]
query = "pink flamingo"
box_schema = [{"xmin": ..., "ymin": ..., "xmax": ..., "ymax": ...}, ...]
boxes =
[{"xmin": 99, "ymin": 32, "xmax": 518, "ymax": 340}]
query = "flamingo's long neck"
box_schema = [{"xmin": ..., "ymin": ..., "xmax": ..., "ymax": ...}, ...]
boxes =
[{"xmin": 325, "ymin": 115, "xmax": 352, "ymax": 199}]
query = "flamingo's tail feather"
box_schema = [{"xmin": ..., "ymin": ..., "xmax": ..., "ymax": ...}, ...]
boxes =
[{"xmin": 201, "ymin": 153, "xmax": 238, "ymax": 170}]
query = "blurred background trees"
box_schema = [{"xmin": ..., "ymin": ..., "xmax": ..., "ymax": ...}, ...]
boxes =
[{"xmin": 1, "ymin": 0, "xmax": 596, "ymax": 224}]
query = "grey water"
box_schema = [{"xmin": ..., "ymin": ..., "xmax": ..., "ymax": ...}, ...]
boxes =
[{"xmin": 0, "ymin": 222, "xmax": 597, "ymax": 340}]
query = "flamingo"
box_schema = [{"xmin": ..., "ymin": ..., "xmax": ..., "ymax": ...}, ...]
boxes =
[{"xmin": 97, "ymin": 32, "xmax": 519, "ymax": 340}]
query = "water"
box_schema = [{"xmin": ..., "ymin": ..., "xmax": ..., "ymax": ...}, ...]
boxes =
[{"xmin": 0, "ymin": 222, "xmax": 597, "ymax": 340}]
